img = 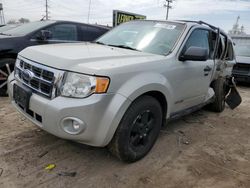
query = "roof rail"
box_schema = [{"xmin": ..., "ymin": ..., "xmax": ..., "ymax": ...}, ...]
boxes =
[{"xmin": 177, "ymin": 20, "xmax": 219, "ymax": 30}]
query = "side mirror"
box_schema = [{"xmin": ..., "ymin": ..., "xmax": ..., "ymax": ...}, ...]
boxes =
[
  {"xmin": 36, "ymin": 30, "xmax": 52, "ymax": 41},
  {"xmin": 179, "ymin": 46, "xmax": 209, "ymax": 61}
]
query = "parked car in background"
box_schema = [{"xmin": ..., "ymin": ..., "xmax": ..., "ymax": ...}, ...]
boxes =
[
  {"xmin": 0, "ymin": 20, "xmax": 110, "ymax": 96},
  {"xmin": 232, "ymin": 44, "xmax": 250, "ymax": 83},
  {"xmin": 0, "ymin": 24, "xmax": 21, "ymax": 33},
  {"xmin": 8, "ymin": 20, "xmax": 241, "ymax": 162}
]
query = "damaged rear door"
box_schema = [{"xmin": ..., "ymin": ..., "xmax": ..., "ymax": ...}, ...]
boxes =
[{"xmin": 214, "ymin": 31, "xmax": 242, "ymax": 109}]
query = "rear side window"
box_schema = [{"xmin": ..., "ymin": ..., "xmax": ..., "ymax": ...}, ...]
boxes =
[
  {"xmin": 81, "ymin": 26, "xmax": 104, "ymax": 41},
  {"xmin": 47, "ymin": 24, "xmax": 78, "ymax": 41},
  {"xmin": 184, "ymin": 29, "xmax": 210, "ymax": 56}
]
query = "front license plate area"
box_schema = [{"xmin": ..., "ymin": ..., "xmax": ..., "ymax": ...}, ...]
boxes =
[{"xmin": 13, "ymin": 84, "xmax": 32, "ymax": 110}]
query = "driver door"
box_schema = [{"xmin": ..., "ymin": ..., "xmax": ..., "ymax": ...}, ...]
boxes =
[
  {"xmin": 171, "ymin": 28, "xmax": 215, "ymax": 112},
  {"xmin": 44, "ymin": 23, "xmax": 79, "ymax": 44}
]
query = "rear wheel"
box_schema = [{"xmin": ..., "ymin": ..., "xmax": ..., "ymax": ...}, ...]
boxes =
[
  {"xmin": 208, "ymin": 78, "xmax": 226, "ymax": 112},
  {"xmin": 0, "ymin": 58, "xmax": 15, "ymax": 96},
  {"xmin": 109, "ymin": 95, "xmax": 162, "ymax": 162}
]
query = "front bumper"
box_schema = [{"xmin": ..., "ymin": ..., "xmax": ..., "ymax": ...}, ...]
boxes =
[{"xmin": 8, "ymin": 77, "xmax": 131, "ymax": 147}]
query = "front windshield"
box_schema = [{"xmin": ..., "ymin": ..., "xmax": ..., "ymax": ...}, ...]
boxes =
[
  {"xmin": 235, "ymin": 44, "xmax": 250, "ymax": 57},
  {"xmin": 96, "ymin": 21, "xmax": 185, "ymax": 56},
  {"xmin": 2, "ymin": 21, "xmax": 55, "ymax": 36}
]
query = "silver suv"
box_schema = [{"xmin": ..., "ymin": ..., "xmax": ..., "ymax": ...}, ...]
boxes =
[{"xmin": 8, "ymin": 20, "xmax": 241, "ymax": 162}]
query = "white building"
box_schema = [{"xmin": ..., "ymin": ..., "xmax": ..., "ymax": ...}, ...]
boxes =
[{"xmin": 229, "ymin": 16, "xmax": 250, "ymax": 45}]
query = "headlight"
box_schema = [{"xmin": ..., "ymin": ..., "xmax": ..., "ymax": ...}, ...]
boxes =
[{"xmin": 61, "ymin": 72, "xmax": 110, "ymax": 98}]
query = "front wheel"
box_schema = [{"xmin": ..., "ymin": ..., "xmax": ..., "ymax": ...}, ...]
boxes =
[{"xmin": 108, "ymin": 95, "xmax": 162, "ymax": 162}]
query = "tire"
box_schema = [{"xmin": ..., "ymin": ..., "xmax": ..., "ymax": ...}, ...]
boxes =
[
  {"xmin": 0, "ymin": 58, "xmax": 15, "ymax": 97},
  {"xmin": 108, "ymin": 95, "xmax": 162, "ymax": 163},
  {"xmin": 208, "ymin": 78, "xmax": 226, "ymax": 112}
]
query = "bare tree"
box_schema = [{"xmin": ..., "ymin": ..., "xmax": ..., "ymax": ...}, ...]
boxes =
[
  {"xmin": 7, "ymin": 19, "xmax": 17, "ymax": 24},
  {"xmin": 18, "ymin": 18, "xmax": 30, "ymax": 24},
  {"xmin": 7, "ymin": 18, "xmax": 30, "ymax": 24}
]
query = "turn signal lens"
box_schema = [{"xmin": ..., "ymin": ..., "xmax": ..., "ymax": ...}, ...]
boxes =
[{"xmin": 95, "ymin": 77, "xmax": 110, "ymax": 93}]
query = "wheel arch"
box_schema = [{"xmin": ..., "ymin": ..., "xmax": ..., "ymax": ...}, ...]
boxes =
[
  {"xmin": 101, "ymin": 72, "xmax": 174, "ymax": 146},
  {"xmin": 142, "ymin": 90, "xmax": 168, "ymax": 126},
  {"xmin": 103, "ymin": 88, "xmax": 172, "ymax": 146},
  {"xmin": 0, "ymin": 57, "xmax": 16, "ymax": 68},
  {"xmin": 114, "ymin": 72, "xmax": 174, "ymax": 118}
]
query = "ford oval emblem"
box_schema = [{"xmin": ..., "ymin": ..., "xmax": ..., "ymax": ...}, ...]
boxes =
[{"xmin": 23, "ymin": 69, "xmax": 35, "ymax": 81}]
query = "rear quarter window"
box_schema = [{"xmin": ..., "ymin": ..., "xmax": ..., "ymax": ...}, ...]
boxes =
[{"xmin": 81, "ymin": 26, "xmax": 105, "ymax": 41}]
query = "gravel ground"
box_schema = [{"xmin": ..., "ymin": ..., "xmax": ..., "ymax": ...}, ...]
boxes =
[{"xmin": 0, "ymin": 86, "xmax": 250, "ymax": 188}]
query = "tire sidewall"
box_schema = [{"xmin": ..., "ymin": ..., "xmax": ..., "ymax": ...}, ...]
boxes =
[
  {"xmin": 116, "ymin": 96, "xmax": 162, "ymax": 162},
  {"xmin": 0, "ymin": 58, "xmax": 16, "ymax": 97},
  {"xmin": 210, "ymin": 78, "xmax": 226, "ymax": 112},
  {"xmin": 218, "ymin": 78, "xmax": 226, "ymax": 111}
]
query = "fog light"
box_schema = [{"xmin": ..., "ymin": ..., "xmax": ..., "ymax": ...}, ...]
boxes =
[
  {"xmin": 73, "ymin": 121, "xmax": 80, "ymax": 130},
  {"xmin": 61, "ymin": 117, "xmax": 86, "ymax": 135}
]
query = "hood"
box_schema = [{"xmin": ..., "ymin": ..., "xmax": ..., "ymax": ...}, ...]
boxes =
[
  {"xmin": 0, "ymin": 34, "xmax": 21, "ymax": 39},
  {"xmin": 236, "ymin": 56, "xmax": 250, "ymax": 64},
  {"xmin": 19, "ymin": 43, "xmax": 163, "ymax": 75}
]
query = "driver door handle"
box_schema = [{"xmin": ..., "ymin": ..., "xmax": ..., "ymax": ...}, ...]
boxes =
[{"xmin": 204, "ymin": 66, "xmax": 212, "ymax": 72}]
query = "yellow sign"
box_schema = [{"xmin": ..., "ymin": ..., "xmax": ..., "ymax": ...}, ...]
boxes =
[{"xmin": 113, "ymin": 10, "xmax": 146, "ymax": 27}]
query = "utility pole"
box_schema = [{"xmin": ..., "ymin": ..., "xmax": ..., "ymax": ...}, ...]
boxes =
[
  {"xmin": 45, "ymin": 0, "xmax": 49, "ymax": 20},
  {"xmin": 0, "ymin": 3, "xmax": 5, "ymax": 25},
  {"xmin": 164, "ymin": 0, "xmax": 173, "ymax": 20},
  {"xmin": 87, "ymin": 0, "xmax": 92, "ymax": 24}
]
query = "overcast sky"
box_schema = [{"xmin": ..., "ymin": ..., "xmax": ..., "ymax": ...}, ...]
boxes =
[{"xmin": 1, "ymin": 0, "xmax": 250, "ymax": 33}]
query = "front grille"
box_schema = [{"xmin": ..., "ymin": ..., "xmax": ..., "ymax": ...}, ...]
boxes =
[
  {"xmin": 17, "ymin": 103, "xmax": 43, "ymax": 123},
  {"xmin": 15, "ymin": 58, "xmax": 64, "ymax": 99}
]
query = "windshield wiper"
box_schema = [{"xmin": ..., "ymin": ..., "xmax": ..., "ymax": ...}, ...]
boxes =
[
  {"xmin": 95, "ymin": 42, "xmax": 140, "ymax": 52},
  {"xmin": 0, "ymin": 32, "xmax": 11, "ymax": 36},
  {"xmin": 106, "ymin": 44, "xmax": 140, "ymax": 51},
  {"xmin": 95, "ymin": 41, "xmax": 105, "ymax": 45}
]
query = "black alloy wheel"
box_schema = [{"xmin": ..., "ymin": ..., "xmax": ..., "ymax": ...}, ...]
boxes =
[{"xmin": 109, "ymin": 95, "xmax": 162, "ymax": 162}]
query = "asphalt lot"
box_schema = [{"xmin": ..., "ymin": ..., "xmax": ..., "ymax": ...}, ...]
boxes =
[{"xmin": 0, "ymin": 85, "xmax": 250, "ymax": 188}]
